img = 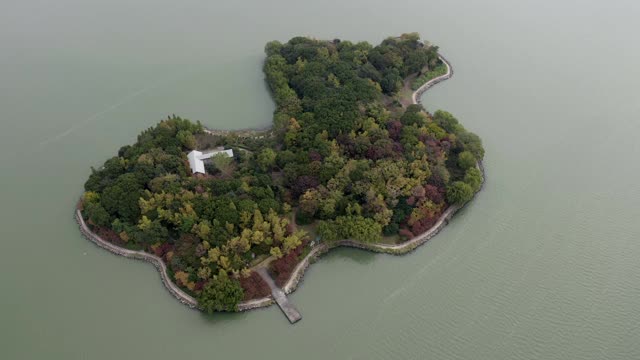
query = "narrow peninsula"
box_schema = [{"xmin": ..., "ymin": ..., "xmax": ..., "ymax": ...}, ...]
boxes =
[{"xmin": 77, "ymin": 33, "xmax": 484, "ymax": 322}]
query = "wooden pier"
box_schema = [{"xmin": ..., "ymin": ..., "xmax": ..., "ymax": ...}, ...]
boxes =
[{"xmin": 257, "ymin": 268, "xmax": 302, "ymax": 324}]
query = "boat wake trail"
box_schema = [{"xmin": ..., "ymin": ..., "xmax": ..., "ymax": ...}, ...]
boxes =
[{"xmin": 37, "ymin": 73, "xmax": 184, "ymax": 149}]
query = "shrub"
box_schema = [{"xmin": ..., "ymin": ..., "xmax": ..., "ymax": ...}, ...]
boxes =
[
  {"xmin": 446, "ymin": 181, "xmax": 474, "ymax": 204},
  {"xmin": 457, "ymin": 151, "xmax": 476, "ymax": 170},
  {"xmin": 269, "ymin": 241, "xmax": 307, "ymax": 287},
  {"xmin": 464, "ymin": 167, "xmax": 483, "ymax": 191},
  {"xmin": 239, "ymin": 272, "xmax": 271, "ymax": 300},
  {"xmin": 197, "ymin": 274, "xmax": 244, "ymax": 313}
]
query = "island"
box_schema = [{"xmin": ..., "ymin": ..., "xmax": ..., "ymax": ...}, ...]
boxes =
[{"xmin": 76, "ymin": 33, "xmax": 484, "ymax": 323}]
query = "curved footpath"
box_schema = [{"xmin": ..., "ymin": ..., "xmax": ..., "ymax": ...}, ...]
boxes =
[
  {"xmin": 412, "ymin": 54, "xmax": 453, "ymax": 105},
  {"xmin": 76, "ymin": 53, "xmax": 483, "ymax": 313}
]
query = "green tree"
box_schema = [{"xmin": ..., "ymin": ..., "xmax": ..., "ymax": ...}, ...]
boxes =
[
  {"xmin": 176, "ymin": 130, "xmax": 197, "ymax": 150},
  {"xmin": 433, "ymin": 110, "xmax": 460, "ymax": 133},
  {"xmin": 264, "ymin": 40, "xmax": 283, "ymax": 57},
  {"xmin": 317, "ymin": 221, "xmax": 339, "ymax": 242},
  {"xmin": 211, "ymin": 153, "xmax": 234, "ymax": 176},
  {"xmin": 84, "ymin": 202, "xmax": 110, "ymax": 227},
  {"xmin": 400, "ymin": 104, "xmax": 425, "ymax": 126},
  {"xmin": 457, "ymin": 151, "xmax": 476, "ymax": 170},
  {"xmin": 270, "ymin": 246, "xmax": 283, "ymax": 258},
  {"xmin": 197, "ymin": 273, "xmax": 244, "ymax": 313},
  {"xmin": 136, "ymin": 217, "xmax": 169, "ymax": 244},
  {"xmin": 258, "ymin": 198, "xmax": 281, "ymax": 214},
  {"xmin": 257, "ymin": 148, "xmax": 277, "ymax": 172},
  {"xmin": 464, "ymin": 167, "xmax": 483, "ymax": 191},
  {"xmin": 335, "ymin": 215, "xmax": 382, "ymax": 243},
  {"xmin": 380, "ymin": 69, "xmax": 402, "ymax": 94},
  {"xmin": 446, "ymin": 181, "xmax": 474, "ymax": 204},
  {"xmin": 100, "ymin": 173, "xmax": 143, "ymax": 223},
  {"xmin": 458, "ymin": 131, "xmax": 485, "ymax": 160}
]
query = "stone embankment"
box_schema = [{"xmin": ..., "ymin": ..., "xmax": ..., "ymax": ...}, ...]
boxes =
[
  {"xmin": 77, "ymin": 209, "xmax": 279, "ymax": 311},
  {"xmin": 412, "ymin": 54, "xmax": 453, "ymax": 105},
  {"xmin": 75, "ymin": 210, "xmax": 199, "ymax": 309}
]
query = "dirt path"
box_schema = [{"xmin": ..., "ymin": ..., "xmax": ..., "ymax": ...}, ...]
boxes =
[{"xmin": 399, "ymin": 72, "xmax": 420, "ymax": 107}]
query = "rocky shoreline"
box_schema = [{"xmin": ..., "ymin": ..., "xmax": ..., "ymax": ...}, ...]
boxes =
[{"xmin": 75, "ymin": 209, "xmax": 200, "ymax": 309}]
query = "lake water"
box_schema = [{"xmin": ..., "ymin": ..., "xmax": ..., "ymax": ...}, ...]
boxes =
[{"xmin": 2, "ymin": 0, "xmax": 640, "ymax": 358}]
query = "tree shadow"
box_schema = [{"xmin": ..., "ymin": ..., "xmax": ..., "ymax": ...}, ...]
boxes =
[
  {"xmin": 197, "ymin": 308, "xmax": 252, "ymax": 325},
  {"xmin": 326, "ymin": 246, "xmax": 376, "ymax": 265}
]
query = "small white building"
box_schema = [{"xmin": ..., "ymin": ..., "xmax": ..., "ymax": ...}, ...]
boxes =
[{"xmin": 187, "ymin": 148, "xmax": 234, "ymax": 174}]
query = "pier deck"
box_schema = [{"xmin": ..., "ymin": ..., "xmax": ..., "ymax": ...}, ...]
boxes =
[{"xmin": 257, "ymin": 268, "xmax": 302, "ymax": 324}]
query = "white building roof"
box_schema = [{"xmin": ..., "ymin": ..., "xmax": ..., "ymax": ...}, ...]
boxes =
[{"xmin": 187, "ymin": 148, "xmax": 234, "ymax": 174}]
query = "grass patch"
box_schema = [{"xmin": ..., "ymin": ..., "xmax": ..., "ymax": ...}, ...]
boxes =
[
  {"xmin": 411, "ymin": 64, "xmax": 448, "ymax": 90},
  {"xmin": 379, "ymin": 234, "xmax": 401, "ymax": 245}
]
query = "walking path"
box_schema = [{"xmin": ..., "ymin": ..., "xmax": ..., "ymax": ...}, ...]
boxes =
[{"xmin": 412, "ymin": 54, "xmax": 453, "ymax": 105}]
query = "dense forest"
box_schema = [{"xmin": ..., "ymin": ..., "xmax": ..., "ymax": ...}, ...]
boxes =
[{"xmin": 80, "ymin": 33, "xmax": 483, "ymax": 313}]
